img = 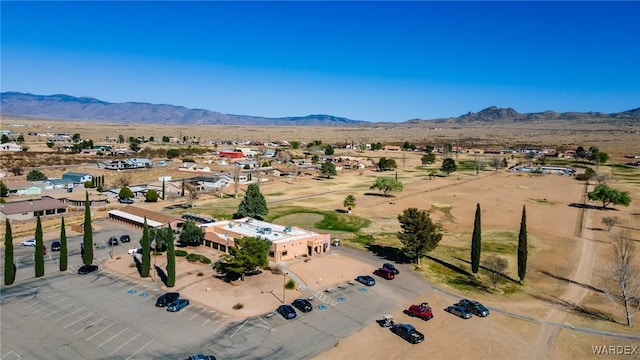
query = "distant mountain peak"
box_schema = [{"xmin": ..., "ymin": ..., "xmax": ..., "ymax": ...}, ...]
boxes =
[{"xmin": 0, "ymin": 92, "xmax": 367, "ymax": 126}]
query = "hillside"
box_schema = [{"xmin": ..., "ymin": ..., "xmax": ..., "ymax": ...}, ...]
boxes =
[
  {"xmin": 1, "ymin": 92, "xmax": 638, "ymax": 126},
  {"xmin": 0, "ymin": 92, "xmax": 366, "ymax": 126}
]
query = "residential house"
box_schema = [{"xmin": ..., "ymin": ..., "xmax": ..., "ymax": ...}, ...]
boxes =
[
  {"xmin": 178, "ymin": 162, "xmax": 211, "ymax": 172},
  {"xmin": 44, "ymin": 178, "xmax": 75, "ymax": 190},
  {"xmin": 80, "ymin": 149, "xmax": 98, "ymax": 156},
  {"xmin": 383, "ymin": 145, "xmax": 401, "ymax": 151},
  {"xmin": 4, "ymin": 181, "xmax": 42, "ymax": 196},
  {"xmin": 0, "ymin": 143, "xmax": 23, "ymax": 152},
  {"xmin": 130, "ymin": 158, "xmax": 152, "ymax": 168},
  {"xmin": 191, "ymin": 175, "xmax": 232, "ymax": 190},
  {"xmin": 62, "ymin": 172, "xmax": 93, "ymax": 184}
]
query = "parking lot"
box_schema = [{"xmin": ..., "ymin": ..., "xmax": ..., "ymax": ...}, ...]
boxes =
[
  {"xmin": 2, "ymin": 221, "xmax": 432, "ymax": 360},
  {"xmin": 1, "ymin": 261, "xmax": 232, "ymax": 360}
]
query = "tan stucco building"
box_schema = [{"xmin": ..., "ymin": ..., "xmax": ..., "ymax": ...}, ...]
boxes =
[{"xmin": 202, "ymin": 218, "xmax": 331, "ymax": 261}]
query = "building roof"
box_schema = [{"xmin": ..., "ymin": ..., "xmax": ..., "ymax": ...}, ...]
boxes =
[
  {"xmin": 45, "ymin": 178, "xmax": 74, "ymax": 185},
  {"xmin": 3, "ymin": 180, "xmax": 39, "ymax": 191},
  {"xmin": 0, "ymin": 196, "xmax": 67, "ymax": 215},
  {"xmin": 116, "ymin": 205, "xmax": 179, "ymax": 225},
  {"xmin": 62, "ymin": 172, "xmax": 91, "ymax": 179},
  {"xmin": 65, "ymin": 192, "xmax": 109, "ymax": 202},
  {"xmin": 204, "ymin": 217, "xmax": 320, "ymax": 244},
  {"xmin": 108, "ymin": 209, "xmax": 166, "ymax": 227}
]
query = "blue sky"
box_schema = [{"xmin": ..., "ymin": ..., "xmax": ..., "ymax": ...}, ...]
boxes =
[{"xmin": 2, "ymin": 1, "xmax": 639, "ymax": 122}]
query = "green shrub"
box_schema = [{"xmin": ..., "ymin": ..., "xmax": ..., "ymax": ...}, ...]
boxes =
[
  {"xmin": 185, "ymin": 253, "xmax": 211, "ymax": 264},
  {"xmin": 175, "ymin": 250, "xmax": 188, "ymax": 257},
  {"xmin": 285, "ymin": 279, "xmax": 297, "ymax": 289}
]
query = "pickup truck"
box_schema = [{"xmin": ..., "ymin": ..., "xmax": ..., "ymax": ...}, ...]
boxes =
[
  {"xmin": 403, "ymin": 302, "xmax": 434, "ymax": 321},
  {"xmin": 391, "ymin": 323, "xmax": 424, "ymax": 344}
]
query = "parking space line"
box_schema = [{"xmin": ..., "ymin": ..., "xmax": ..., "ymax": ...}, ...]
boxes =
[
  {"xmin": 23, "ymin": 292, "xmax": 58, "ymax": 309},
  {"xmin": 50, "ymin": 305, "xmax": 85, "ymax": 322},
  {"xmin": 85, "ymin": 322, "xmax": 115, "ymax": 341},
  {"xmin": 109, "ymin": 333, "xmax": 140, "ymax": 354},
  {"xmin": 96, "ymin": 326, "xmax": 129, "ymax": 348},
  {"xmin": 63, "ymin": 312, "xmax": 94, "ymax": 329},
  {"xmin": 201, "ymin": 319, "xmax": 210, "ymax": 327},
  {"xmin": 1, "ymin": 350, "xmax": 22, "ymax": 360},
  {"xmin": 33, "ymin": 298, "xmax": 66, "ymax": 313},
  {"xmin": 43, "ymin": 302, "xmax": 77, "ymax": 318},
  {"xmin": 215, "ymin": 321, "xmax": 227, "ymax": 333},
  {"xmin": 73, "ymin": 317, "xmax": 104, "ymax": 335},
  {"xmin": 190, "ymin": 306, "xmax": 205, "ymax": 320},
  {"xmin": 126, "ymin": 338, "xmax": 154, "ymax": 360}
]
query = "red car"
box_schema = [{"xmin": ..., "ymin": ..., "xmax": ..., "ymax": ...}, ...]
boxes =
[
  {"xmin": 374, "ymin": 268, "xmax": 395, "ymax": 280},
  {"xmin": 404, "ymin": 302, "xmax": 434, "ymax": 321}
]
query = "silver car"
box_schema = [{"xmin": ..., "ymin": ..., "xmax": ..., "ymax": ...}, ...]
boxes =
[{"xmin": 21, "ymin": 239, "xmax": 36, "ymax": 246}]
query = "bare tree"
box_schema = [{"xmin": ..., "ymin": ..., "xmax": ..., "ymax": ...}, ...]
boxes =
[
  {"xmin": 114, "ymin": 174, "xmax": 131, "ymax": 188},
  {"xmin": 595, "ymin": 174, "xmax": 608, "ymax": 184},
  {"xmin": 484, "ymin": 255, "xmax": 508, "ymax": 290},
  {"xmin": 602, "ymin": 216, "xmax": 619, "ymax": 234},
  {"xmin": 488, "ymin": 157, "xmax": 501, "ymax": 171},
  {"xmin": 603, "ymin": 229, "xmax": 640, "ymax": 326},
  {"xmin": 184, "ymin": 182, "xmax": 199, "ymax": 207}
]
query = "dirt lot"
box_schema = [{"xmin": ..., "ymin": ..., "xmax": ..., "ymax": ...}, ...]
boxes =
[{"xmin": 3, "ymin": 119, "xmax": 639, "ymax": 359}]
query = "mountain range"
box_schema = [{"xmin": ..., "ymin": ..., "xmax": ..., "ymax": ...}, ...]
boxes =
[{"xmin": 1, "ymin": 92, "xmax": 638, "ymax": 126}]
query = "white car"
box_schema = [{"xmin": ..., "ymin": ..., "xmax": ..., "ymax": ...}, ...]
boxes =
[
  {"xmin": 127, "ymin": 248, "xmax": 142, "ymax": 255},
  {"xmin": 21, "ymin": 239, "xmax": 36, "ymax": 246}
]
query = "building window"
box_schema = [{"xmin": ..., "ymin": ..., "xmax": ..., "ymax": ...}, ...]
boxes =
[
  {"xmin": 212, "ymin": 242, "xmax": 219, "ymax": 250},
  {"xmin": 282, "ymin": 250, "xmax": 288, "ymax": 256},
  {"xmin": 220, "ymin": 244, "xmax": 226, "ymax": 252},
  {"xmin": 269, "ymin": 250, "xmax": 274, "ymax": 257}
]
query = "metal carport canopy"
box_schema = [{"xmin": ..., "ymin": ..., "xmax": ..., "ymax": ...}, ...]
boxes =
[{"xmin": 108, "ymin": 209, "xmax": 166, "ymax": 228}]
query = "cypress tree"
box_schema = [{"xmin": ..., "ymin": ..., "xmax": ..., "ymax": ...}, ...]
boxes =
[
  {"xmin": 517, "ymin": 205, "xmax": 528, "ymax": 283},
  {"xmin": 60, "ymin": 217, "xmax": 68, "ymax": 271},
  {"xmin": 471, "ymin": 203, "xmax": 482, "ymax": 275},
  {"xmin": 35, "ymin": 215, "xmax": 45, "ymax": 277},
  {"xmin": 82, "ymin": 191, "xmax": 93, "ymax": 265},
  {"xmin": 166, "ymin": 226, "xmax": 176, "ymax": 287},
  {"xmin": 140, "ymin": 218, "xmax": 150, "ymax": 277},
  {"xmin": 4, "ymin": 219, "xmax": 15, "ymax": 285},
  {"xmin": 162, "ymin": 179, "xmax": 166, "ymax": 200}
]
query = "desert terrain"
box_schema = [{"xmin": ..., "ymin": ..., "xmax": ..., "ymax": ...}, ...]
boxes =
[{"xmin": 1, "ymin": 118, "xmax": 639, "ymax": 359}]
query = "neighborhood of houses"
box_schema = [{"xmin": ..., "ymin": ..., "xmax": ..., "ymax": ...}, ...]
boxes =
[{"xmin": 2, "ymin": 128, "xmax": 638, "ymax": 269}]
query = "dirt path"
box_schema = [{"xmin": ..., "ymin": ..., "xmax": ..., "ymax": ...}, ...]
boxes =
[{"xmin": 531, "ymin": 186, "xmax": 597, "ymax": 359}]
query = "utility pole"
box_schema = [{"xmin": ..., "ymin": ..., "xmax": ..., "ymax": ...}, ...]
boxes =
[
  {"xmin": 282, "ymin": 272, "xmax": 288, "ymax": 304},
  {"xmin": 234, "ymin": 164, "xmax": 239, "ymax": 198}
]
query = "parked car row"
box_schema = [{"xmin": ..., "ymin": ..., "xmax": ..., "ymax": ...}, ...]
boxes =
[
  {"xmin": 155, "ymin": 292, "xmax": 190, "ymax": 312},
  {"xmin": 386, "ymin": 298, "xmax": 489, "ymax": 344},
  {"xmin": 22, "ymin": 236, "xmax": 131, "ymax": 251},
  {"xmin": 275, "ymin": 297, "xmax": 314, "ymax": 320},
  {"xmin": 356, "ymin": 262, "xmax": 400, "ymax": 286},
  {"xmin": 20, "ymin": 239, "xmax": 47, "ymax": 254}
]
